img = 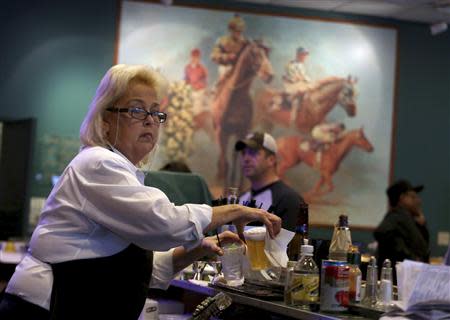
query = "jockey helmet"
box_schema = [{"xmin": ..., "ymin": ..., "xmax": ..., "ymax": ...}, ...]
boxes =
[
  {"xmin": 296, "ymin": 47, "xmax": 309, "ymax": 55},
  {"xmin": 228, "ymin": 14, "xmax": 246, "ymax": 32},
  {"xmin": 191, "ymin": 48, "xmax": 201, "ymax": 57}
]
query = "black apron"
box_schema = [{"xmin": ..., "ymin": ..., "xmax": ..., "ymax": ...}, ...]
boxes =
[{"xmin": 49, "ymin": 244, "xmax": 153, "ymax": 320}]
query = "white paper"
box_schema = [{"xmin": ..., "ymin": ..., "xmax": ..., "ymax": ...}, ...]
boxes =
[
  {"xmin": 264, "ymin": 228, "xmax": 295, "ymax": 268},
  {"xmin": 408, "ymin": 264, "xmax": 450, "ymax": 306},
  {"xmin": 396, "ymin": 260, "xmax": 450, "ymax": 311}
]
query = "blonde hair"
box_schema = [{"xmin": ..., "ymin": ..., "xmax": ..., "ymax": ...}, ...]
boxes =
[{"xmin": 79, "ymin": 64, "xmax": 168, "ymax": 149}]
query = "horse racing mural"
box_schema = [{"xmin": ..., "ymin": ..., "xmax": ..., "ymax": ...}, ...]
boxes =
[{"xmin": 117, "ymin": 1, "xmax": 397, "ymax": 227}]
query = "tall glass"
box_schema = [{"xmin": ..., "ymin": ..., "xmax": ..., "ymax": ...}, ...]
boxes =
[
  {"xmin": 219, "ymin": 243, "xmax": 245, "ymax": 286},
  {"xmin": 243, "ymin": 227, "xmax": 270, "ymax": 270}
]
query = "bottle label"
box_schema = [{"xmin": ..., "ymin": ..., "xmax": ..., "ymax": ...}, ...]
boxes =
[
  {"xmin": 290, "ymin": 273, "xmax": 319, "ymax": 304},
  {"xmin": 320, "ymin": 261, "xmax": 349, "ymax": 311},
  {"xmin": 349, "ymin": 274, "xmax": 361, "ymax": 302}
]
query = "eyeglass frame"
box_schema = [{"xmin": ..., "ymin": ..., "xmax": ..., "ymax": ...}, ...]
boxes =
[{"xmin": 106, "ymin": 106, "xmax": 167, "ymax": 124}]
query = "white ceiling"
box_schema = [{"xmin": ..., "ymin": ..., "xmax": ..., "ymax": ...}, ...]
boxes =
[{"xmin": 233, "ymin": 0, "xmax": 450, "ymax": 24}]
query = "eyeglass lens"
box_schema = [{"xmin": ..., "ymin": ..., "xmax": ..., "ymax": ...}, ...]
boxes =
[{"xmin": 129, "ymin": 108, "xmax": 166, "ymax": 123}]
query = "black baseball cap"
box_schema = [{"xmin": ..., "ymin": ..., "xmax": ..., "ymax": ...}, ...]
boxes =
[{"xmin": 386, "ymin": 179, "xmax": 424, "ymax": 207}]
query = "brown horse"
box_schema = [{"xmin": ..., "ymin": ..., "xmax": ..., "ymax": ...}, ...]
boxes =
[
  {"xmin": 255, "ymin": 76, "xmax": 358, "ymax": 133},
  {"xmin": 213, "ymin": 41, "xmax": 274, "ymax": 183},
  {"xmin": 277, "ymin": 128, "xmax": 374, "ymax": 199}
]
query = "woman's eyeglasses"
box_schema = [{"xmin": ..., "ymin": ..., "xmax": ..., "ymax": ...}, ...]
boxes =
[{"xmin": 106, "ymin": 106, "xmax": 167, "ymax": 123}]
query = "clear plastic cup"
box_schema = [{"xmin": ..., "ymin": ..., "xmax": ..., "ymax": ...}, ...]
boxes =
[
  {"xmin": 243, "ymin": 227, "xmax": 270, "ymax": 270},
  {"xmin": 219, "ymin": 243, "xmax": 245, "ymax": 286}
]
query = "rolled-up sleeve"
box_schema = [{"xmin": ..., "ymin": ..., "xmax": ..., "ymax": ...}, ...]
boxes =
[
  {"xmin": 150, "ymin": 249, "xmax": 177, "ymax": 290},
  {"xmin": 74, "ymin": 157, "xmax": 213, "ymax": 251}
]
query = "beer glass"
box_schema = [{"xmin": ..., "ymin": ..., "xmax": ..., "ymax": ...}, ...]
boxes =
[
  {"xmin": 219, "ymin": 243, "xmax": 245, "ymax": 286},
  {"xmin": 243, "ymin": 227, "xmax": 270, "ymax": 270}
]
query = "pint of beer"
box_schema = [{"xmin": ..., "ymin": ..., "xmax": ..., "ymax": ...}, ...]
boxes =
[{"xmin": 243, "ymin": 227, "xmax": 270, "ymax": 270}]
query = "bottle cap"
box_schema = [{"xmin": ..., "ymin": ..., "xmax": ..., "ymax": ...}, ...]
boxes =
[
  {"xmin": 338, "ymin": 214, "xmax": 349, "ymax": 227},
  {"xmin": 382, "ymin": 259, "xmax": 391, "ymax": 269}
]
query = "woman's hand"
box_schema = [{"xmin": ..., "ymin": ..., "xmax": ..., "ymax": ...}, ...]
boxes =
[
  {"xmin": 200, "ymin": 231, "xmax": 243, "ymax": 257},
  {"xmin": 172, "ymin": 231, "xmax": 243, "ymax": 273},
  {"xmin": 206, "ymin": 204, "xmax": 282, "ymax": 239},
  {"xmin": 233, "ymin": 206, "xmax": 281, "ymax": 239}
]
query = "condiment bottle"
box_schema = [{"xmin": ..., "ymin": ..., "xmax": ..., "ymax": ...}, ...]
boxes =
[
  {"xmin": 347, "ymin": 246, "xmax": 362, "ymax": 303},
  {"xmin": 362, "ymin": 256, "xmax": 378, "ymax": 307},
  {"xmin": 378, "ymin": 259, "xmax": 393, "ymax": 308}
]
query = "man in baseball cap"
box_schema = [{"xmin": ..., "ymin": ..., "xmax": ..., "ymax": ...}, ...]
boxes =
[
  {"xmin": 235, "ymin": 132, "xmax": 304, "ymax": 233},
  {"xmin": 235, "ymin": 131, "xmax": 277, "ymax": 154},
  {"xmin": 374, "ymin": 179, "xmax": 429, "ymax": 283},
  {"xmin": 386, "ymin": 179, "xmax": 424, "ymax": 208}
]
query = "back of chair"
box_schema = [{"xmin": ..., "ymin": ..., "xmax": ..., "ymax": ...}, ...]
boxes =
[{"xmin": 144, "ymin": 171, "xmax": 212, "ymax": 205}]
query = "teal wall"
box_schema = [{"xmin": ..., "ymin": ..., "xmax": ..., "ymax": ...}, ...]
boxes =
[
  {"xmin": 0, "ymin": 0, "xmax": 118, "ymax": 196},
  {"xmin": 1, "ymin": 0, "xmax": 449, "ymax": 256}
]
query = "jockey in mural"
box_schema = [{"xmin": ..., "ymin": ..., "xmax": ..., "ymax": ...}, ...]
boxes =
[
  {"xmin": 184, "ymin": 48, "xmax": 208, "ymax": 115},
  {"xmin": 283, "ymin": 46, "xmax": 314, "ymax": 96},
  {"xmin": 211, "ymin": 14, "xmax": 249, "ymax": 92},
  {"xmin": 310, "ymin": 122, "xmax": 346, "ymax": 151},
  {"xmin": 271, "ymin": 46, "xmax": 315, "ymax": 114}
]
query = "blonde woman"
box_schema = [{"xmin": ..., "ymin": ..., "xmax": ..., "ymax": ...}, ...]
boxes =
[{"xmin": 0, "ymin": 64, "xmax": 281, "ymax": 319}]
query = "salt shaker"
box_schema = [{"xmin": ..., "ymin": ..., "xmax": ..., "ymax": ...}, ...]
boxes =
[
  {"xmin": 378, "ymin": 259, "xmax": 393, "ymax": 307},
  {"xmin": 362, "ymin": 256, "xmax": 378, "ymax": 306}
]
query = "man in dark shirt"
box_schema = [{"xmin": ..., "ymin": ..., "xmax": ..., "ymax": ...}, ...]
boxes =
[
  {"xmin": 374, "ymin": 179, "xmax": 430, "ymax": 283},
  {"xmin": 235, "ymin": 131, "xmax": 304, "ymax": 232}
]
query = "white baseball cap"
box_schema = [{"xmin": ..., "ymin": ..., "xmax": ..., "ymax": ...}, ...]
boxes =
[{"xmin": 235, "ymin": 131, "xmax": 277, "ymax": 154}]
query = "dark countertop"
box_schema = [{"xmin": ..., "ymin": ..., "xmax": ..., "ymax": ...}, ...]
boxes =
[{"xmin": 170, "ymin": 279, "xmax": 384, "ymax": 320}]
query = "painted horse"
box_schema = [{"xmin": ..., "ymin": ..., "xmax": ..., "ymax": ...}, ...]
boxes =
[
  {"xmin": 212, "ymin": 40, "xmax": 274, "ymax": 183},
  {"xmin": 277, "ymin": 127, "xmax": 374, "ymax": 198},
  {"xmin": 255, "ymin": 76, "xmax": 358, "ymax": 133}
]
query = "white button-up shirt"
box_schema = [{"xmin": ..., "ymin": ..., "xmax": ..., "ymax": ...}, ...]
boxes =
[{"xmin": 6, "ymin": 146, "xmax": 212, "ymax": 309}]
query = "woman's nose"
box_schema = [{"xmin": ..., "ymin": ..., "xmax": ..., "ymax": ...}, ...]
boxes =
[{"xmin": 143, "ymin": 115, "xmax": 157, "ymax": 127}]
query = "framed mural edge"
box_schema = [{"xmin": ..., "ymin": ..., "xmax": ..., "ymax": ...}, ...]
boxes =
[{"xmin": 115, "ymin": 0, "xmax": 398, "ymax": 229}]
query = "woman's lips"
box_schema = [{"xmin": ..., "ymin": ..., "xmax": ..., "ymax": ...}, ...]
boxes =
[{"xmin": 139, "ymin": 133, "xmax": 153, "ymax": 141}]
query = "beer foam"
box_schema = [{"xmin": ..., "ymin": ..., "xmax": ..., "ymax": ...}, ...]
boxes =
[{"xmin": 243, "ymin": 227, "xmax": 266, "ymax": 241}]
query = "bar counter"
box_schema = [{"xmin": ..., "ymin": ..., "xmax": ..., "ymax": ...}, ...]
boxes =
[{"xmin": 162, "ymin": 279, "xmax": 382, "ymax": 320}]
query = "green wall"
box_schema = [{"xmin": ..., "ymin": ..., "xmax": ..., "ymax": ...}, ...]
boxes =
[{"xmin": 1, "ymin": 0, "xmax": 449, "ymax": 256}]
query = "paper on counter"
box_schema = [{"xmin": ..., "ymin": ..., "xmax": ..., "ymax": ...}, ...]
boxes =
[
  {"xmin": 408, "ymin": 264, "xmax": 450, "ymax": 306},
  {"xmin": 395, "ymin": 260, "xmax": 450, "ymax": 311},
  {"xmin": 264, "ymin": 228, "xmax": 295, "ymax": 268}
]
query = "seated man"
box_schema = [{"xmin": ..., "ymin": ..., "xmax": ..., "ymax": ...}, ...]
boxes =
[
  {"xmin": 374, "ymin": 179, "xmax": 430, "ymax": 284},
  {"xmin": 235, "ymin": 131, "xmax": 305, "ymax": 232}
]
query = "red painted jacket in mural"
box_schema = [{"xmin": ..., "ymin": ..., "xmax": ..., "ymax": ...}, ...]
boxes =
[{"xmin": 185, "ymin": 62, "xmax": 208, "ymax": 90}]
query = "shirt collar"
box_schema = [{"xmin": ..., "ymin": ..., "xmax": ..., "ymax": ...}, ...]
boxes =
[{"xmin": 107, "ymin": 144, "xmax": 146, "ymax": 185}]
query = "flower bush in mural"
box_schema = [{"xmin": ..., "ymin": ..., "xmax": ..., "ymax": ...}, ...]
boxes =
[{"xmin": 161, "ymin": 81, "xmax": 195, "ymax": 162}]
